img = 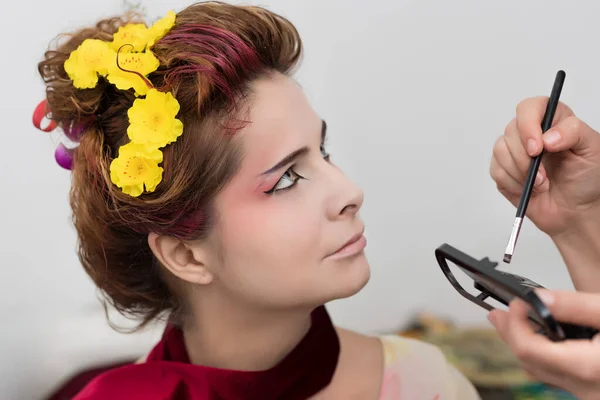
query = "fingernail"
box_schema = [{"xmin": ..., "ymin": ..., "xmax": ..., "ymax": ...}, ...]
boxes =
[
  {"xmin": 543, "ymin": 130, "xmax": 561, "ymax": 146},
  {"xmin": 593, "ymin": 333, "xmax": 600, "ymax": 344},
  {"xmin": 536, "ymin": 289, "xmax": 555, "ymax": 305},
  {"xmin": 527, "ymin": 139, "xmax": 538, "ymax": 155},
  {"xmin": 535, "ymin": 171, "xmax": 544, "ymax": 186}
]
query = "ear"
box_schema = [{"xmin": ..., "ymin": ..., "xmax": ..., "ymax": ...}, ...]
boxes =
[{"xmin": 148, "ymin": 232, "xmax": 214, "ymax": 285}]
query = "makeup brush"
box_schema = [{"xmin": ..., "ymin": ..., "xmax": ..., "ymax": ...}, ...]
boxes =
[{"xmin": 503, "ymin": 70, "xmax": 566, "ymax": 264}]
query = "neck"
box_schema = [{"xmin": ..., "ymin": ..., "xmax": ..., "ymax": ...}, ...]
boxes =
[{"xmin": 182, "ymin": 296, "xmax": 313, "ymax": 371}]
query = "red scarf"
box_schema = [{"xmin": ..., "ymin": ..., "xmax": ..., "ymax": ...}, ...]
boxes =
[{"xmin": 74, "ymin": 306, "xmax": 340, "ymax": 399}]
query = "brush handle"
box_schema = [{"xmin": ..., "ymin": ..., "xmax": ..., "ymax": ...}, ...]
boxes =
[{"xmin": 515, "ymin": 70, "xmax": 566, "ymax": 218}]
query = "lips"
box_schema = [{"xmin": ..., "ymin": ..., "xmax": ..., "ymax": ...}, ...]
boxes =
[
  {"xmin": 327, "ymin": 228, "xmax": 366, "ymax": 258},
  {"xmin": 338, "ymin": 232, "xmax": 363, "ymax": 252}
]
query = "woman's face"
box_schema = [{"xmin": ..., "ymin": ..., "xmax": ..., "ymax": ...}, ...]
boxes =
[{"xmin": 200, "ymin": 73, "xmax": 369, "ymax": 310}]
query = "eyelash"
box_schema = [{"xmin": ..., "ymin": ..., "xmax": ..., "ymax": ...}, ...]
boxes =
[{"xmin": 264, "ymin": 143, "xmax": 331, "ymax": 195}]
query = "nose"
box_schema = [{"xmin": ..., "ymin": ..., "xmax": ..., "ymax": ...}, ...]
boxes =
[{"xmin": 325, "ymin": 166, "xmax": 364, "ymax": 221}]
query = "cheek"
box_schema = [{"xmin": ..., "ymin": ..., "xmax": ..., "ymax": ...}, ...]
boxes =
[
  {"xmin": 215, "ymin": 204, "xmax": 326, "ymax": 306},
  {"xmin": 222, "ymin": 200, "xmax": 324, "ymax": 268}
]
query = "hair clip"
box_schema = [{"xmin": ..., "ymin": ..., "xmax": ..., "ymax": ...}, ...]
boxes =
[{"xmin": 32, "ymin": 99, "xmax": 58, "ymax": 132}]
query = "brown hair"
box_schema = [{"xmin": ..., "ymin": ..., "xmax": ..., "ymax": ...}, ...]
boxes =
[{"xmin": 37, "ymin": 1, "xmax": 302, "ymax": 330}]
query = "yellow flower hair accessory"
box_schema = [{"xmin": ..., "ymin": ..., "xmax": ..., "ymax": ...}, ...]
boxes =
[
  {"xmin": 62, "ymin": 10, "xmax": 182, "ymax": 197},
  {"xmin": 63, "ymin": 39, "xmax": 114, "ymax": 89},
  {"xmin": 109, "ymin": 143, "xmax": 164, "ymax": 197},
  {"xmin": 147, "ymin": 11, "xmax": 177, "ymax": 48},
  {"xmin": 106, "ymin": 50, "xmax": 160, "ymax": 96},
  {"xmin": 127, "ymin": 89, "xmax": 183, "ymax": 148},
  {"xmin": 110, "ymin": 24, "xmax": 150, "ymax": 53}
]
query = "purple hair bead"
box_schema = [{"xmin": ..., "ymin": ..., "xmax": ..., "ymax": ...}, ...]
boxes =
[
  {"xmin": 55, "ymin": 143, "xmax": 74, "ymax": 170},
  {"xmin": 63, "ymin": 122, "xmax": 86, "ymax": 142}
]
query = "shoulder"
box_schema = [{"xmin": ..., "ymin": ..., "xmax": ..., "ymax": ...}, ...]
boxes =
[
  {"xmin": 332, "ymin": 328, "xmax": 481, "ymax": 399},
  {"xmin": 377, "ymin": 334, "xmax": 481, "ymax": 400}
]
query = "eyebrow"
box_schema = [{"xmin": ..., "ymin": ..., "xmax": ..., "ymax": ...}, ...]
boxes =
[{"xmin": 260, "ymin": 120, "xmax": 327, "ymax": 176}]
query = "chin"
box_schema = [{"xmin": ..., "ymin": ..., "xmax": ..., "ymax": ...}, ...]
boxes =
[{"xmin": 328, "ymin": 253, "xmax": 371, "ymax": 300}]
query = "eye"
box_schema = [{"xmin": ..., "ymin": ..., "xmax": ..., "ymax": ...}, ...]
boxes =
[{"xmin": 264, "ymin": 167, "xmax": 306, "ymax": 194}]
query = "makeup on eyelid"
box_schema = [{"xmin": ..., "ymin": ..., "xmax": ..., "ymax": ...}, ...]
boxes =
[
  {"xmin": 256, "ymin": 174, "xmax": 284, "ymax": 194},
  {"xmin": 256, "ymin": 152, "xmax": 329, "ymax": 195},
  {"xmin": 254, "ymin": 153, "xmax": 304, "ymax": 194},
  {"xmin": 252, "ymin": 121, "xmax": 328, "ymax": 195},
  {"xmin": 255, "ymin": 168, "xmax": 303, "ymax": 195}
]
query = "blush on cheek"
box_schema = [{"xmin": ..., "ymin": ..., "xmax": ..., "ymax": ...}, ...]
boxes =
[{"xmin": 226, "ymin": 202, "xmax": 273, "ymax": 241}]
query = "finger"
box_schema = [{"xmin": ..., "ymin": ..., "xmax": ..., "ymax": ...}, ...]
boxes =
[
  {"xmin": 492, "ymin": 303, "xmax": 541, "ymax": 332},
  {"xmin": 534, "ymin": 289, "xmax": 600, "ymax": 329},
  {"xmin": 520, "ymin": 362, "xmax": 571, "ymax": 390},
  {"xmin": 515, "ymin": 97, "xmax": 573, "ymax": 156},
  {"xmin": 490, "ymin": 309, "xmax": 568, "ymax": 386},
  {"xmin": 521, "ymin": 364, "xmax": 560, "ymax": 384},
  {"xmin": 490, "ymin": 148, "xmax": 549, "ymax": 198},
  {"xmin": 502, "ymin": 299, "xmax": 571, "ymax": 366},
  {"xmin": 490, "ymin": 156, "xmax": 523, "ymax": 197},
  {"xmin": 488, "ymin": 309, "xmax": 510, "ymax": 340},
  {"xmin": 505, "ymin": 118, "xmax": 548, "ymax": 183},
  {"xmin": 505, "ymin": 298, "xmax": 600, "ymax": 382},
  {"xmin": 541, "ymin": 116, "xmax": 600, "ymax": 157},
  {"xmin": 517, "ymin": 334, "xmax": 600, "ymax": 386},
  {"xmin": 505, "ymin": 299, "xmax": 547, "ymax": 348},
  {"xmin": 520, "ymin": 364, "xmax": 575, "ymax": 394},
  {"xmin": 492, "ymin": 136, "xmax": 532, "ymax": 186},
  {"xmin": 521, "ymin": 364, "xmax": 538, "ymax": 381}
]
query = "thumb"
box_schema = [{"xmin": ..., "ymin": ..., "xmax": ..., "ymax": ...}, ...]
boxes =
[
  {"xmin": 535, "ymin": 289, "xmax": 600, "ymax": 329},
  {"xmin": 542, "ymin": 116, "xmax": 600, "ymax": 156}
]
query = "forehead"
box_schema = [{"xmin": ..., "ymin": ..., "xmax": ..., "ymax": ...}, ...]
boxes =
[
  {"xmin": 239, "ymin": 74, "xmax": 321, "ymax": 159},
  {"xmin": 213, "ymin": 73, "xmax": 322, "ymax": 210}
]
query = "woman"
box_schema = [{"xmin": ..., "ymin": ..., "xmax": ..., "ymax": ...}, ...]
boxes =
[
  {"xmin": 34, "ymin": 2, "xmax": 479, "ymax": 399},
  {"xmin": 490, "ymin": 96, "xmax": 600, "ymax": 399}
]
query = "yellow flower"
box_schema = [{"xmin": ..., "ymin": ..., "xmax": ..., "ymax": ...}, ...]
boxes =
[
  {"xmin": 127, "ymin": 89, "xmax": 183, "ymax": 148},
  {"xmin": 147, "ymin": 10, "xmax": 177, "ymax": 48},
  {"xmin": 109, "ymin": 142, "xmax": 164, "ymax": 197},
  {"xmin": 110, "ymin": 24, "xmax": 149, "ymax": 52},
  {"xmin": 106, "ymin": 51, "xmax": 160, "ymax": 96},
  {"xmin": 64, "ymin": 39, "xmax": 115, "ymax": 89}
]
